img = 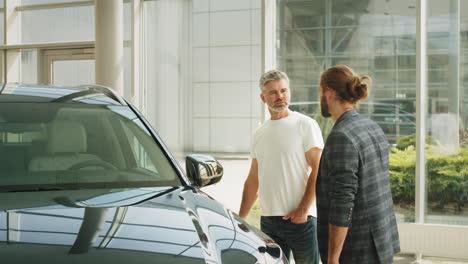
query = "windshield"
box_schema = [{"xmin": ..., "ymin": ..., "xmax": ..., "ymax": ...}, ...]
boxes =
[{"xmin": 0, "ymin": 103, "xmax": 181, "ymax": 192}]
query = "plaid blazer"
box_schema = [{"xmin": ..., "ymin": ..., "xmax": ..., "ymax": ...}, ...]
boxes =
[{"xmin": 316, "ymin": 110, "xmax": 400, "ymax": 264}]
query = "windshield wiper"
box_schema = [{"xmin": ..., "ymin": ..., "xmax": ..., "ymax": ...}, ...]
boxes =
[{"xmin": 0, "ymin": 186, "xmax": 78, "ymax": 193}]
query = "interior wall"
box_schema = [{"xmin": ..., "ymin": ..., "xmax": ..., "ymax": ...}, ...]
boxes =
[
  {"xmin": 144, "ymin": 0, "xmax": 190, "ymax": 154},
  {"xmin": 191, "ymin": 0, "xmax": 262, "ymax": 154}
]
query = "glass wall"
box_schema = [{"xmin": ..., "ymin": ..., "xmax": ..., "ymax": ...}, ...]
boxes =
[
  {"xmin": 21, "ymin": 49, "xmax": 38, "ymax": 84},
  {"xmin": 277, "ymin": 0, "xmax": 454, "ymax": 226},
  {"xmin": 21, "ymin": 6, "xmax": 94, "ymax": 43},
  {"xmin": 13, "ymin": 1, "xmax": 131, "ymax": 92},
  {"xmin": 190, "ymin": 0, "xmax": 262, "ymax": 154},
  {"xmin": 0, "ymin": 12, "xmax": 4, "ymax": 45},
  {"xmin": 278, "ymin": 0, "xmax": 468, "ymax": 226},
  {"xmin": 425, "ymin": 0, "xmax": 468, "ymax": 226},
  {"xmin": 20, "ymin": 0, "xmax": 91, "ymax": 5}
]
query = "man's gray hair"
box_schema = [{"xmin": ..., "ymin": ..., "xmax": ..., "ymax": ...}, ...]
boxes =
[{"xmin": 259, "ymin": 70, "xmax": 290, "ymax": 91}]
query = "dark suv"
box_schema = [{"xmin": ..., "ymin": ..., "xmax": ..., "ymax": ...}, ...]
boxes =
[{"xmin": 0, "ymin": 84, "xmax": 286, "ymax": 264}]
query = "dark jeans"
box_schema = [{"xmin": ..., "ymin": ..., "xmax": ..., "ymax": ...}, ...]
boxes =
[{"xmin": 261, "ymin": 216, "xmax": 320, "ymax": 264}]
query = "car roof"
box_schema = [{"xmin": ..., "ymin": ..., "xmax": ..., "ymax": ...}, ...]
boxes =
[{"xmin": 0, "ymin": 83, "xmax": 126, "ymax": 105}]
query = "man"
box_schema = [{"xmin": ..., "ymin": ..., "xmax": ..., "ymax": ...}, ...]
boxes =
[
  {"xmin": 316, "ymin": 65, "xmax": 400, "ymax": 264},
  {"xmin": 239, "ymin": 70, "xmax": 323, "ymax": 264},
  {"xmin": 429, "ymin": 105, "xmax": 460, "ymax": 155}
]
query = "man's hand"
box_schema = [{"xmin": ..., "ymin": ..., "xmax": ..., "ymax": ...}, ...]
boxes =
[
  {"xmin": 328, "ymin": 224, "xmax": 348, "ymax": 264},
  {"xmin": 282, "ymin": 147, "xmax": 322, "ymax": 224},
  {"xmin": 282, "ymin": 206, "xmax": 308, "ymax": 224}
]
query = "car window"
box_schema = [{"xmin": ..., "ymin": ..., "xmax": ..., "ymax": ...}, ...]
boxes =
[
  {"xmin": 122, "ymin": 121, "xmax": 159, "ymax": 174},
  {"xmin": 0, "ymin": 103, "xmax": 181, "ymax": 191}
]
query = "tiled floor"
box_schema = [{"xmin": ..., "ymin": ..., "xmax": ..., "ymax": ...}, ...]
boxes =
[{"xmin": 202, "ymin": 159, "xmax": 250, "ymax": 212}]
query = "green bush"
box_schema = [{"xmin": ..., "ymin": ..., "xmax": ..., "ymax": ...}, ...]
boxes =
[
  {"xmin": 395, "ymin": 133, "xmax": 437, "ymax": 150},
  {"xmin": 389, "ymin": 146, "xmax": 416, "ymax": 205},
  {"xmin": 246, "ymin": 202, "xmax": 261, "ymax": 229},
  {"xmin": 313, "ymin": 112, "xmax": 334, "ymax": 141},
  {"xmin": 426, "ymin": 149, "xmax": 468, "ymax": 211},
  {"xmin": 390, "ymin": 135, "xmax": 468, "ymax": 213}
]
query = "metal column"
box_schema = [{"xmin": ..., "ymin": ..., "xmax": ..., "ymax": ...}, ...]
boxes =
[{"xmin": 415, "ymin": 0, "xmax": 428, "ymax": 225}]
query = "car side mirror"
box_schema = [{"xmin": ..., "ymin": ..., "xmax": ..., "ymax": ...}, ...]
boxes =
[{"xmin": 186, "ymin": 154, "xmax": 223, "ymax": 188}]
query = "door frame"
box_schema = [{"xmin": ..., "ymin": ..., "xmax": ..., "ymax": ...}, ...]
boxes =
[{"xmin": 38, "ymin": 47, "xmax": 95, "ymax": 85}]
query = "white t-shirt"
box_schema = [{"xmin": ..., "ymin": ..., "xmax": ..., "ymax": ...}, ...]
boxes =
[{"xmin": 251, "ymin": 111, "xmax": 324, "ymax": 217}]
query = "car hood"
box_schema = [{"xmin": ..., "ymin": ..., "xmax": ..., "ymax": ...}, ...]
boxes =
[{"xmin": 0, "ymin": 187, "xmax": 273, "ymax": 263}]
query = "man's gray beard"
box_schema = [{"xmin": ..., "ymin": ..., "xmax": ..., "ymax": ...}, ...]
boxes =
[{"xmin": 269, "ymin": 104, "xmax": 288, "ymax": 113}]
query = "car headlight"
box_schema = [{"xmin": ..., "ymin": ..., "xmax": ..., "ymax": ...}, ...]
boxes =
[
  {"xmin": 260, "ymin": 242, "xmax": 288, "ymax": 264},
  {"xmin": 231, "ymin": 212, "xmax": 288, "ymax": 263}
]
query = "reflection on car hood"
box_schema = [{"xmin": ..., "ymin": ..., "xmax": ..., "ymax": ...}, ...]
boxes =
[{"xmin": 0, "ymin": 187, "xmax": 269, "ymax": 263}]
